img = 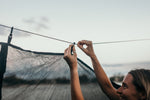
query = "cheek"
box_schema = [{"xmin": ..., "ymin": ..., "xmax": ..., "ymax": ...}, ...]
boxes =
[
  {"xmin": 122, "ymin": 89, "xmax": 140, "ymax": 100},
  {"xmin": 121, "ymin": 89, "xmax": 130, "ymax": 97}
]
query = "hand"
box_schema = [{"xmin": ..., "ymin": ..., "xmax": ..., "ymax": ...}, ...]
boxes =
[
  {"xmin": 64, "ymin": 44, "xmax": 77, "ymax": 70},
  {"xmin": 77, "ymin": 40, "xmax": 95, "ymax": 57}
]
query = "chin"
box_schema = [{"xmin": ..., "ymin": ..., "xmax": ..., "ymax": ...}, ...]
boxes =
[{"xmin": 120, "ymin": 96, "xmax": 125, "ymax": 100}]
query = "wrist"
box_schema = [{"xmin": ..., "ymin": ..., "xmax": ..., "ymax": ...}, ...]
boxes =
[
  {"xmin": 70, "ymin": 65, "xmax": 78, "ymax": 72},
  {"xmin": 90, "ymin": 53, "xmax": 97, "ymax": 60},
  {"xmin": 67, "ymin": 60, "xmax": 77, "ymax": 68},
  {"xmin": 70, "ymin": 68, "xmax": 78, "ymax": 77}
]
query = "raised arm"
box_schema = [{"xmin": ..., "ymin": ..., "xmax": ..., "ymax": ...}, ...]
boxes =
[
  {"xmin": 64, "ymin": 44, "xmax": 84, "ymax": 100},
  {"xmin": 77, "ymin": 40, "xmax": 119, "ymax": 100}
]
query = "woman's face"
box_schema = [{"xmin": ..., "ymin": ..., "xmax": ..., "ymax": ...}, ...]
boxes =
[{"xmin": 117, "ymin": 74, "xmax": 143, "ymax": 100}]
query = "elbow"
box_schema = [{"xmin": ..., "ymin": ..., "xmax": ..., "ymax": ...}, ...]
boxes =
[
  {"xmin": 99, "ymin": 81, "xmax": 114, "ymax": 95},
  {"xmin": 99, "ymin": 82, "xmax": 119, "ymax": 100}
]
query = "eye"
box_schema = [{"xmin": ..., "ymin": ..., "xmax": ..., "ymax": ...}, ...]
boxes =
[
  {"xmin": 123, "ymin": 85, "xmax": 127, "ymax": 89},
  {"xmin": 122, "ymin": 83, "xmax": 128, "ymax": 89}
]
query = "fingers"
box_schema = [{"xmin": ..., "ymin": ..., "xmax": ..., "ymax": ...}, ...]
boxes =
[
  {"xmin": 64, "ymin": 44, "xmax": 77, "ymax": 68},
  {"xmin": 77, "ymin": 40, "xmax": 84, "ymax": 51},
  {"xmin": 77, "ymin": 40, "xmax": 92, "ymax": 47},
  {"xmin": 64, "ymin": 48, "xmax": 68, "ymax": 57},
  {"xmin": 77, "ymin": 40, "xmax": 91, "ymax": 52},
  {"xmin": 72, "ymin": 45, "xmax": 77, "ymax": 57},
  {"xmin": 65, "ymin": 40, "xmax": 93, "ymax": 58},
  {"xmin": 64, "ymin": 44, "xmax": 76, "ymax": 58},
  {"xmin": 78, "ymin": 40, "xmax": 92, "ymax": 45},
  {"xmin": 77, "ymin": 40, "xmax": 94, "ymax": 57}
]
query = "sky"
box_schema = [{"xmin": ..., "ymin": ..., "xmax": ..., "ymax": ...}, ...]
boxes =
[{"xmin": 0, "ymin": 0, "xmax": 150, "ymax": 66}]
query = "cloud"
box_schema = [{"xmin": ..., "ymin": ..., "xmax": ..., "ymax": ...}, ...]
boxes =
[
  {"xmin": 23, "ymin": 17, "xmax": 50, "ymax": 32},
  {"xmin": 0, "ymin": 16, "xmax": 50, "ymax": 37},
  {"xmin": 41, "ymin": 17, "xmax": 49, "ymax": 23},
  {"xmin": 23, "ymin": 17, "xmax": 36, "ymax": 24}
]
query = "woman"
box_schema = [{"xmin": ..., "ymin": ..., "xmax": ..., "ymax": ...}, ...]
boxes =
[{"xmin": 64, "ymin": 40, "xmax": 150, "ymax": 100}]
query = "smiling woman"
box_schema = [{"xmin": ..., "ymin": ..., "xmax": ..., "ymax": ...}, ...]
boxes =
[
  {"xmin": 129, "ymin": 69, "xmax": 150, "ymax": 100},
  {"xmin": 65, "ymin": 40, "xmax": 150, "ymax": 100},
  {"xmin": 117, "ymin": 69, "xmax": 150, "ymax": 100}
]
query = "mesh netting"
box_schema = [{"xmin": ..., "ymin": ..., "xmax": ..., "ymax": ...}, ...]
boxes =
[{"xmin": 0, "ymin": 43, "xmax": 109, "ymax": 100}]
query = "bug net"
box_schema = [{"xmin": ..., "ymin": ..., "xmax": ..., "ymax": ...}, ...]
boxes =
[{"xmin": 0, "ymin": 42, "xmax": 109, "ymax": 100}]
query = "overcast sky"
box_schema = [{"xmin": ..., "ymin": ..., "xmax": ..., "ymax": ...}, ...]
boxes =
[{"xmin": 0, "ymin": 0, "xmax": 150, "ymax": 65}]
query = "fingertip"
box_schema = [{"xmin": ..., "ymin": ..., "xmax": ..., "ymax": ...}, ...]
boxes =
[
  {"xmin": 73, "ymin": 45, "xmax": 76, "ymax": 50},
  {"xmin": 69, "ymin": 44, "xmax": 74, "ymax": 47},
  {"xmin": 77, "ymin": 42, "xmax": 80, "ymax": 47},
  {"xmin": 64, "ymin": 48, "xmax": 67, "ymax": 52}
]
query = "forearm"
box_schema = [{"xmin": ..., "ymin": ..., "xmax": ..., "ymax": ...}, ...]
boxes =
[
  {"xmin": 70, "ymin": 68, "xmax": 84, "ymax": 100},
  {"xmin": 90, "ymin": 55, "xmax": 118, "ymax": 99},
  {"xmin": 77, "ymin": 40, "xmax": 119, "ymax": 100},
  {"xmin": 64, "ymin": 44, "xmax": 84, "ymax": 100}
]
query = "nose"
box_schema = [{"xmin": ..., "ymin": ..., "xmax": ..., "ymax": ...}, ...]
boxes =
[{"xmin": 117, "ymin": 86, "xmax": 122, "ymax": 94}]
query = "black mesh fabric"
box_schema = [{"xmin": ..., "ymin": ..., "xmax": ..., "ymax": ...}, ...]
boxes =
[{"xmin": 0, "ymin": 43, "xmax": 109, "ymax": 100}]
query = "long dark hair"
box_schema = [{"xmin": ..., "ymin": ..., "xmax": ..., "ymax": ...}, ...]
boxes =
[{"xmin": 129, "ymin": 69, "xmax": 150, "ymax": 100}]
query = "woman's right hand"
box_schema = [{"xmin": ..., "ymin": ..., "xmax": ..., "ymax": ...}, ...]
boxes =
[
  {"xmin": 77, "ymin": 40, "xmax": 96, "ymax": 58},
  {"xmin": 64, "ymin": 44, "xmax": 77, "ymax": 70}
]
